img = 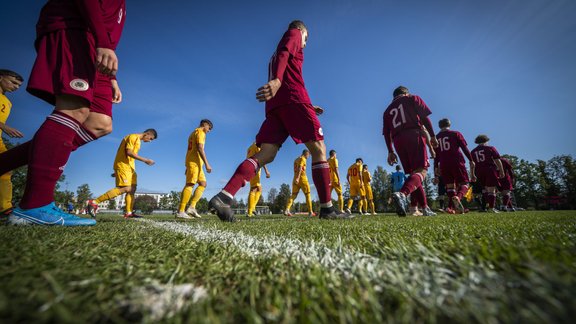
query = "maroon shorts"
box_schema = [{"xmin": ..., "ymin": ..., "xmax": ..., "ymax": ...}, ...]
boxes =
[
  {"xmin": 256, "ymin": 103, "xmax": 324, "ymax": 145},
  {"xmin": 393, "ymin": 129, "xmax": 429, "ymax": 174},
  {"xmin": 475, "ymin": 167, "xmax": 500, "ymax": 188},
  {"xmin": 440, "ymin": 162, "xmax": 469, "ymax": 185},
  {"xmin": 27, "ymin": 29, "xmax": 114, "ymax": 117},
  {"xmin": 499, "ymin": 177, "xmax": 513, "ymax": 191}
]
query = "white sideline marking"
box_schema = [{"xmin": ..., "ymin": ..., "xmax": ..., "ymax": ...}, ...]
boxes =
[{"xmin": 140, "ymin": 219, "xmax": 502, "ymax": 308}]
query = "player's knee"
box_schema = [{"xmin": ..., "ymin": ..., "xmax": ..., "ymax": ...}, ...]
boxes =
[{"xmin": 198, "ymin": 181, "xmax": 207, "ymax": 187}]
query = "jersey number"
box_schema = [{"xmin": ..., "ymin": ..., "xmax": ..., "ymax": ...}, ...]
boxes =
[
  {"xmin": 438, "ymin": 137, "xmax": 451, "ymax": 152},
  {"xmin": 390, "ymin": 104, "xmax": 406, "ymax": 128},
  {"xmin": 474, "ymin": 151, "xmax": 485, "ymax": 162},
  {"xmin": 1, "ymin": 104, "xmax": 5, "ymax": 113}
]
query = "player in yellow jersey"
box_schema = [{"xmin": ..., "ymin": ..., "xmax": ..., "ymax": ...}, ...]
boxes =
[
  {"xmin": 176, "ymin": 119, "xmax": 213, "ymax": 219},
  {"xmin": 246, "ymin": 142, "xmax": 271, "ymax": 217},
  {"xmin": 0, "ymin": 70, "xmax": 25, "ymax": 217},
  {"xmin": 346, "ymin": 158, "xmax": 365, "ymax": 215},
  {"xmin": 362, "ymin": 164, "xmax": 376, "ymax": 215},
  {"xmin": 87, "ymin": 129, "xmax": 157, "ymax": 218},
  {"xmin": 285, "ymin": 149, "xmax": 315, "ymax": 217},
  {"xmin": 328, "ymin": 150, "xmax": 344, "ymax": 213}
]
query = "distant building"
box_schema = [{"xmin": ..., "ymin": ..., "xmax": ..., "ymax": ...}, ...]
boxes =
[{"xmin": 93, "ymin": 191, "xmax": 170, "ymax": 211}]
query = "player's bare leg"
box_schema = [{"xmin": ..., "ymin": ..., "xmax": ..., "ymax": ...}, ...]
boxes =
[{"xmin": 393, "ymin": 168, "xmax": 427, "ymax": 217}]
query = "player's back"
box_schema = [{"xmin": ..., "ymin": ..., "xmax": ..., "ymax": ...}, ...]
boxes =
[
  {"xmin": 348, "ymin": 163, "xmax": 362, "ymax": 184},
  {"xmin": 185, "ymin": 128, "xmax": 205, "ymax": 164},
  {"xmin": 328, "ymin": 156, "xmax": 339, "ymax": 181},
  {"xmin": 293, "ymin": 156, "xmax": 307, "ymax": 180},
  {"xmin": 436, "ymin": 129, "xmax": 466, "ymax": 165},
  {"xmin": 383, "ymin": 95, "xmax": 431, "ymax": 139},
  {"xmin": 362, "ymin": 169, "xmax": 372, "ymax": 186},
  {"xmin": 471, "ymin": 145, "xmax": 499, "ymax": 169},
  {"xmin": 0, "ymin": 94, "xmax": 12, "ymax": 138}
]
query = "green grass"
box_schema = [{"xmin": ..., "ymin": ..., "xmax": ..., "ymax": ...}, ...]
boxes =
[{"xmin": 1, "ymin": 211, "xmax": 575, "ymax": 323}]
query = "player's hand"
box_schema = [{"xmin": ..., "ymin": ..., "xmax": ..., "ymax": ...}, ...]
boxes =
[
  {"xmin": 266, "ymin": 172, "xmax": 271, "ymax": 178},
  {"xmin": 206, "ymin": 164, "xmax": 212, "ymax": 173},
  {"xmin": 387, "ymin": 152, "xmax": 398, "ymax": 166},
  {"xmin": 313, "ymin": 105, "xmax": 324, "ymax": 115},
  {"xmin": 429, "ymin": 147, "xmax": 436, "ymax": 159},
  {"xmin": 256, "ymin": 78, "xmax": 281, "ymax": 102},
  {"xmin": 430, "ymin": 136, "xmax": 439, "ymax": 148},
  {"xmin": 111, "ymin": 79, "xmax": 122, "ymax": 103},
  {"xmin": 96, "ymin": 47, "xmax": 119, "ymax": 76},
  {"xmin": 498, "ymin": 171, "xmax": 505, "ymax": 179},
  {"xmin": 470, "ymin": 174, "xmax": 477, "ymax": 182},
  {"xmin": 0, "ymin": 124, "xmax": 24, "ymax": 138},
  {"xmin": 295, "ymin": 178, "xmax": 300, "ymax": 185},
  {"xmin": 145, "ymin": 159, "xmax": 155, "ymax": 166}
]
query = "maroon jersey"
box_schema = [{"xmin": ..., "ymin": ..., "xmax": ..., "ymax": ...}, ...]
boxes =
[
  {"xmin": 471, "ymin": 145, "xmax": 501, "ymax": 169},
  {"xmin": 434, "ymin": 129, "xmax": 472, "ymax": 167},
  {"xmin": 383, "ymin": 95, "xmax": 433, "ymax": 152},
  {"xmin": 36, "ymin": 0, "xmax": 126, "ymax": 50},
  {"xmin": 500, "ymin": 157, "xmax": 514, "ymax": 183},
  {"xmin": 266, "ymin": 28, "xmax": 311, "ymax": 112}
]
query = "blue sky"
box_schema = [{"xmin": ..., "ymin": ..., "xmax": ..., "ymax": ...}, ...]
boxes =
[{"xmin": 1, "ymin": 0, "xmax": 575, "ymax": 202}]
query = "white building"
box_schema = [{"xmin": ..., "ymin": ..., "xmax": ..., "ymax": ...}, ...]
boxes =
[{"xmin": 95, "ymin": 191, "xmax": 170, "ymax": 211}]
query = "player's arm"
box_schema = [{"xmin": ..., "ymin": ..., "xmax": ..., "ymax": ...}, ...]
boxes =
[
  {"xmin": 294, "ymin": 164, "xmax": 303, "ymax": 184},
  {"xmin": 469, "ymin": 161, "xmax": 476, "ymax": 182},
  {"xmin": 111, "ymin": 79, "xmax": 122, "ymax": 103},
  {"xmin": 197, "ymin": 143, "xmax": 212, "ymax": 173},
  {"xmin": 126, "ymin": 149, "xmax": 154, "ymax": 166},
  {"xmin": 0, "ymin": 122, "xmax": 24, "ymax": 138},
  {"xmin": 494, "ymin": 158, "xmax": 505, "ymax": 179},
  {"xmin": 263, "ymin": 164, "xmax": 271, "ymax": 178},
  {"xmin": 73, "ymin": 0, "xmax": 118, "ymax": 75}
]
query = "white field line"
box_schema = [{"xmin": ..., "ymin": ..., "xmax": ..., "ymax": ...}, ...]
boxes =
[{"xmin": 140, "ymin": 219, "xmax": 504, "ymax": 310}]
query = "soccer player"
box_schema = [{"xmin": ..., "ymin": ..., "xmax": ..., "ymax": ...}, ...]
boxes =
[
  {"xmin": 433, "ymin": 175, "xmax": 447, "ymax": 212},
  {"xmin": 285, "ymin": 150, "xmax": 315, "ymax": 217},
  {"xmin": 0, "ymin": 70, "xmax": 24, "ymax": 217},
  {"xmin": 433, "ymin": 118, "xmax": 475, "ymax": 214},
  {"xmin": 328, "ymin": 149, "xmax": 344, "ymax": 212},
  {"xmin": 246, "ymin": 142, "xmax": 271, "ymax": 217},
  {"xmin": 3, "ymin": 1, "xmax": 126, "ymax": 226},
  {"xmin": 362, "ymin": 164, "xmax": 376, "ymax": 215},
  {"xmin": 498, "ymin": 157, "xmax": 515, "ymax": 211},
  {"xmin": 346, "ymin": 158, "xmax": 365, "ymax": 215},
  {"xmin": 176, "ymin": 119, "xmax": 213, "ymax": 219},
  {"xmin": 383, "ymin": 86, "xmax": 438, "ymax": 217},
  {"xmin": 208, "ymin": 20, "xmax": 350, "ymax": 221},
  {"xmin": 470, "ymin": 135, "xmax": 505, "ymax": 213},
  {"xmin": 87, "ymin": 129, "xmax": 157, "ymax": 219},
  {"xmin": 390, "ymin": 165, "xmax": 406, "ymax": 193}
]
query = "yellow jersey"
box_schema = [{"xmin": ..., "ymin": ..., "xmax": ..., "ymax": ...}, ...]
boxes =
[
  {"xmin": 114, "ymin": 134, "xmax": 141, "ymax": 170},
  {"xmin": 0, "ymin": 94, "xmax": 13, "ymax": 140},
  {"xmin": 328, "ymin": 156, "xmax": 339, "ymax": 183},
  {"xmin": 185, "ymin": 127, "xmax": 206, "ymax": 165},
  {"xmin": 362, "ymin": 168, "xmax": 372, "ymax": 187},
  {"xmin": 293, "ymin": 156, "xmax": 308, "ymax": 181},
  {"xmin": 247, "ymin": 142, "xmax": 260, "ymax": 158},
  {"xmin": 347, "ymin": 162, "xmax": 363, "ymax": 185}
]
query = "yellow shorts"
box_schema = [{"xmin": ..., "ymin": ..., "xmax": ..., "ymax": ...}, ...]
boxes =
[
  {"xmin": 349, "ymin": 183, "xmax": 365, "ymax": 197},
  {"xmin": 115, "ymin": 168, "xmax": 137, "ymax": 187},
  {"xmin": 0, "ymin": 140, "xmax": 6, "ymax": 153},
  {"xmin": 364, "ymin": 185, "xmax": 373, "ymax": 200},
  {"xmin": 331, "ymin": 181, "xmax": 342, "ymax": 195},
  {"xmin": 250, "ymin": 169, "xmax": 262, "ymax": 188},
  {"xmin": 292, "ymin": 178, "xmax": 311, "ymax": 195},
  {"xmin": 185, "ymin": 161, "xmax": 206, "ymax": 184}
]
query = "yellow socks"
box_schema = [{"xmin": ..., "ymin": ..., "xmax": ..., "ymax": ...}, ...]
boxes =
[
  {"xmin": 95, "ymin": 187, "xmax": 122, "ymax": 204},
  {"xmin": 179, "ymin": 186, "xmax": 193, "ymax": 212}
]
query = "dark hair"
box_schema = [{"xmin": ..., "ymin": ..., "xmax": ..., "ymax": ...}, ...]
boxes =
[
  {"xmin": 393, "ymin": 86, "xmax": 409, "ymax": 98},
  {"xmin": 439, "ymin": 118, "xmax": 451, "ymax": 128},
  {"xmin": 356, "ymin": 158, "xmax": 363, "ymax": 163},
  {"xmin": 144, "ymin": 128, "xmax": 158, "ymax": 139},
  {"xmin": 396, "ymin": 165, "xmax": 401, "ymax": 171},
  {"xmin": 0, "ymin": 69, "xmax": 23, "ymax": 82},
  {"xmin": 302, "ymin": 149, "xmax": 310, "ymax": 155},
  {"xmin": 329, "ymin": 150, "xmax": 336, "ymax": 156},
  {"xmin": 475, "ymin": 134, "xmax": 490, "ymax": 144},
  {"xmin": 363, "ymin": 164, "xmax": 368, "ymax": 169},
  {"xmin": 200, "ymin": 119, "xmax": 213, "ymax": 130},
  {"xmin": 289, "ymin": 20, "xmax": 307, "ymax": 31}
]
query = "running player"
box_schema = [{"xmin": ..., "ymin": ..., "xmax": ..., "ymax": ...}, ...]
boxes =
[
  {"xmin": 346, "ymin": 158, "xmax": 365, "ymax": 215},
  {"xmin": 4, "ymin": 0, "xmax": 126, "ymax": 226},
  {"xmin": 470, "ymin": 135, "xmax": 505, "ymax": 213},
  {"xmin": 285, "ymin": 150, "xmax": 315, "ymax": 217},
  {"xmin": 498, "ymin": 157, "xmax": 515, "ymax": 211},
  {"xmin": 433, "ymin": 118, "xmax": 474, "ymax": 214},
  {"xmin": 362, "ymin": 164, "xmax": 376, "ymax": 215},
  {"xmin": 246, "ymin": 142, "xmax": 271, "ymax": 217},
  {"xmin": 383, "ymin": 86, "xmax": 438, "ymax": 217},
  {"xmin": 328, "ymin": 149, "xmax": 344, "ymax": 212},
  {"xmin": 0, "ymin": 70, "xmax": 24, "ymax": 218},
  {"xmin": 176, "ymin": 119, "xmax": 213, "ymax": 219},
  {"xmin": 87, "ymin": 129, "xmax": 157, "ymax": 219},
  {"xmin": 208, "ymin": 20, "xmax": 350, "ymax": 221}
]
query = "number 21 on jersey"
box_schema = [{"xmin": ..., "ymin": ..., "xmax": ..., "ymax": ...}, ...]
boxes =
[{"xmin": 390, "ymin": 104, "xmax": 406, "ymax": 128}]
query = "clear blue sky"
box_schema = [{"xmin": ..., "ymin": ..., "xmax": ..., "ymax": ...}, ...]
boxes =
[{"xmin": 1, "ymin": 0, "xmax": 575, "ymax": 202}]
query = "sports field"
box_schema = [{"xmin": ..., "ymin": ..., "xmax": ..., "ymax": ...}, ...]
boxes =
[{"xmin": 1, "ymin": 211, "xmax": 575, "ymax": 323}]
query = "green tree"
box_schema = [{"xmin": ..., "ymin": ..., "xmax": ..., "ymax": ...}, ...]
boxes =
[
  {"xmin": 54, "ymin": 190, "xmax": 75, "ymax": 208},
  {"xmin": 267, "ymin": 188, "xmax": 278, "ymax": 206},
  {"xmin": 371, "ymin": 166, "xmax": 391, "ymax": 212},
  {"xmin": 168, "ymin": 190, "xmax": 181, "ymax": 212},
  {"xmin": 133, "ymin": 195, "xmax": 157, "ymax": 214},
  {"xmin": 108, "ymin": 198, "xmax": 117, "ymax": 210},
  {"xmin": 546, "ymin": 155, "xmax": 576, "ymax": 209},
  {"xmin": 76, "ymin": 184, "xmax": 93, "ymax": 210},
  {"xmin": 272, "ymin": 183, "xmax": 291, "ymax": 213},
  {"xmin": 513, "ymin": 158, "xmax": 543, "ymax": 209},
  {"xmin": 196, "ymin": 197, "xmax": 209, "ymax": 213}
]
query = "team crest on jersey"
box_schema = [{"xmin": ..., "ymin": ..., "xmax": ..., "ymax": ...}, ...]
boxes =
[
  {"xmin": 70, "ymin": 79, "xmax": 89, "ymax": 91},
  {"xmin": 318, "ymin": 127, "xmax": 323, "ymax": 136}
]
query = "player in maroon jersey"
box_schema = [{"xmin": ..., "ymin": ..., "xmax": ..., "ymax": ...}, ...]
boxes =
[
  {"xmin": 0, "ymin": 0, "xmax": 126, "ymax": 226},
  {"xmin": 498, "ymin": 157, "xmax": 515, "ymax": 211},
  {"xmin": 383, "ymin": 86, "xmax": 438, "ymax": 216},
  {"xmin": 470, "ymin": 135, "xmax": 505, "ymax": 213},
  {"xmin": 208, "ymin": 20, "xmax": 350, "ymax": 221},
  {"xmin": 433, "ymin": 118, "xmax": 475, "ymax": 214}
]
